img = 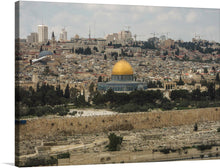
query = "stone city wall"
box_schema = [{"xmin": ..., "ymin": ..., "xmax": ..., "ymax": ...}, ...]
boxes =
[{"xmin": 16, "ymin": 107, "xmax": 220, "ymax": 140}]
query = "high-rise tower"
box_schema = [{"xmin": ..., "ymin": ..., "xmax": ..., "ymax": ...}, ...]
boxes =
[
  {"xmin": 59, "ymin": 28, "xmax": 67, "ymax": 42},
  {"xmin": 38, "ymin": 25, "xmax": 48, "ymax": 43}
]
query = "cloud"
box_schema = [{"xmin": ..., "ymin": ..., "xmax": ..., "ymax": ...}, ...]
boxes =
[
  {"xmin": 18, "ymin": 2, "xmax": 219, "ymax": 42},
  {"xmin": 168, "ymin": 9, "xmax": 182, "ymax": 20},
  {"xmin": 50, "ymin": 11, "xmax": 86, "ymax": 26},
  {"xmin": 203, "ymin": 26, "xmax": 219, "ymax": 41},
  {"xmin": 156, "ymin": 14, "xmax": 169, "ymax": 21},
  {"xmin": 147, "ymin": 6, "xmax": 161, "ymax": 13},
  {"xmin": 185, "ymin": 11, "xmax": 197, "ymax": 23},
  {"xmin": 156, "ymin": 9, "xmax": 182, "ymax": 22}
]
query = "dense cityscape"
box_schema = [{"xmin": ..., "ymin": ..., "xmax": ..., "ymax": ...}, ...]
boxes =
[
  {"xmin": 16, "ymin": 24, "xmax": 220, "ymax": 109},
  {"xmin": 15, "ymin": 3, "xmax": 220, "ymax": 166}
]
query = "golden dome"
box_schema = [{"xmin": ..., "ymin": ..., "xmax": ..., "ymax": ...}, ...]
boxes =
[
  {"xmin": 75, "ymin": 34, "xmax": 79, "ymax": 39},
  {"xmin": 112, "ymin": 59, "xmax": 133, "ymax": 75}
]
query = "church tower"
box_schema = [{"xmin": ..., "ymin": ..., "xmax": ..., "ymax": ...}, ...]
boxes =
[{"xmin": 51, "ymin": 31, "xmax": 56, "ymax": 51}]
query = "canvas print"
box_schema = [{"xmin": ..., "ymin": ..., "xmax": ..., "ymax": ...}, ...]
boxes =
[{"xmin": 15, "ymin": 1, "xmax": 220, "ymax": 167}]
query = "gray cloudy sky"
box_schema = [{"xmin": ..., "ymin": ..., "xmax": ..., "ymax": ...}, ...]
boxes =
[{"xmin": 19, "ymin": 1, "xmax": 220, "ymax": 42}]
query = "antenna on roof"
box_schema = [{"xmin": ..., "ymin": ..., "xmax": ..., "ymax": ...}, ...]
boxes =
[
  {"xmin": 164, "ymin": 32, "xmax": 170, "ymax": 39},
  {"xmin": 94, "ymin": 20, "xmax": 96, "ymax": 39},
  {"xmin": 89, "ymin": 26, "xmax": 91, "ymax": 40},
  {"xmin": 151, "ymin": 32, "xmax": 158, "ymax": 38}
]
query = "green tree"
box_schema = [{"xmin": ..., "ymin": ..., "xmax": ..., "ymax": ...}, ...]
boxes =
[
  {"xmin": 64, "ymin": 84, "xmax": 70, "ymax": 99},
  {"xmin": 175, "ymin": 48, "xmax": 180, "ymax": 55},
  {"xmin": 129, "ymin": 90, "xmax": 163, "ymax": 106},
  {"xmin": 105, "ymin": 88, "xmax": 115, "ymax": 103},
  {"xmin": 148, "ymin": 81, "xmax": 157, "ymax": 88},
  {"xmin": 157, "ymin": 80, "xmax": 163, "ymax": 88},
  {"xmin": 98, "ymin": 76, "xmax": 102, "ymax": 82},
  {"xmin": 216, "ymin": 73, "xmax": 220, "ymax": 83},
  {"xmin": 163, "ymin": 50, "xmax": 168, "ymax": 56},
  {"xmin": 204, "ymin": 67, "xmax": 208, "ymax": 74},
  {"xmin": 37, "ymin": 82, "xmax": 40, "ymax": 92},
  {"xmin": 146, "ymin": 90, "xmax": 163, "ymax": 103},
  {"xmin": 93, "ymin": 46, "xmax": 98, "ymax": 52},
  {"xmin": 160, "ymin": 98, "xmax": 174, "ymax": 110},
  {"xmin": 104, "ymin": 54, "xmax": 107, "ymax": 60},
  {"xmin": 69, "ymin": 87, "xmax": 79, "ymax": 99},
  {"xmin": 45, "ymin": 89, "xmax": 59, "ymax": 105},
  {"xmin": 56, "ymin": 85, "xmax": 63, "ymax": 97},
  {"xmin": 75, "ymin": 94, "xmax": 87, "ymax": 107},
  {"xmin": 114, "ymin": 93, "xmax": 130, "ymax": 105},
  {"xmin": 89, "ymin": 82, "xmax": 95, "ymax": 94},
  {"xmin": 54, "ymin": 106, "xmax": 69, "ymax": 116},
  {"xmin": 191, "ymin": 89, "xmax": 202, "ymax": 101},
  {"xmin": 183, "ymin": 54, "xmax": 189, "ymax": 61},
  {"xmin": 215, "ymin": 88, "xmax": 220, "ymax": 100},
  {"xmin": 107, "ymin": 133, "xmax": 123, "ymax": 151},
  {"xmin": 92, "ymin": 91, "xmax": 105, "ymax": 105},
  {"xmin": 84, "ymin": 47, "xmax": 91, "ymax": 55},
  {"xmin": 129, "ymin": 90, "xmax": 147, "ymax": 106},
  {"xmin": 46, "ymin": 41, "xmax": 50, "ymax": 46},
  {"xmin": 176, "ymin": 76, "xmax": 184, "ymax": 85},
  {"xmin": 170, "ymin": 90, "xmax": 190, "ymax": 101},
  {"xmin": 40, "ymin": 45, "xmax": 43, "ymax": 52},
  {"xmin": 200, "ymin": 79, "xmax": 208, "ymax": 86},
  {"xmin": 207, "ymin": 83, "xmax": 215, "ymax": 100},
  {"xmin": 194, "ymin": 123, "xmax": 198, "ymax": 131}
]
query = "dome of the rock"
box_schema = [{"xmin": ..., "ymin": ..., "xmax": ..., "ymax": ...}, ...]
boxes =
[{"xmin": 112, "ymin": 59, "xmax": 133, "ymax": 75}]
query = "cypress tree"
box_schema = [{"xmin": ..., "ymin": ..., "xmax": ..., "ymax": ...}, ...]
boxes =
[
  {"xmin": 56, "ymin": 85, "xmax": 63, "ymax": 97},
  {"xmin": 98, "ymin": 76, "xmax": 102, "ymax": 82},
  {"xmin": 64, "ymin": 84, "xmax": 70, "ymax": 98},
  {"xmin": 176, "ymin": 76, "xmax": 184, "ymax": 85},
  {"xmin": 40, "ymin": 45, "xmax": 43, "ymax": 52},
  {"xmin": 89, "ymin": 82, "xmax": 95, "ymax": 94},
  {"xmin": 216, "ymin": 73, "xmax": 220, "ymax": 82}
]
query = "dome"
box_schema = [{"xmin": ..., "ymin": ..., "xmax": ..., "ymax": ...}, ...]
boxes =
[
  {"xmin": 112, "ymin": 59, "xmax": 133, "ymax": 75},
  {"xmin": 38, "ymin": 51, "xmax": 53, "ymax": 58},
  {"xmin": 75, "ymin": 34, "xmax": 79, "ymax": 39}
]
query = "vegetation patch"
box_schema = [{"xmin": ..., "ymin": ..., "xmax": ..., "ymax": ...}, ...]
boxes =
[
  {"xmin": 108, "ymin": 123, "xmax": 134, "ymax": 131},
  {"xmin": 182, "ymin": 146, "xmax": 191, "ymax": 150},
  {"xmin": 106, "ymin": 133, "xmax": 123, "ymax": 151},
  {"xmin": 16, "ymin": 82, "xmax": 220, "ymax": 118},
  {"xmin": 159, "ymin": 147, "xmax": 178, "ymax": 154},
  {"xmin": 24, "ymin": 156, "xmax": 57, "ymax": 167},
  {"xmin": 57, "ymin": 152, "xmax": 70, "ymax": 159},
  {"xmin": 69, "ymin": 111, "xmax": 77, "ymax": 116},
  {"xmin": 196, "ymin": 144, "xmax": 213, "ymax": 151},
  {"xmin": 159, "ymin": 148, "xmax": 171, "ymax": 154},
  {"xmin": 194, "ymin": 123, "xmax": 198, "ymax": 131}
]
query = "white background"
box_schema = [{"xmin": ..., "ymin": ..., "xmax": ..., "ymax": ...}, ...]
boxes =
[{"xmin": 0, "ymin": 0, "xmax": 219, "ymax": 168}]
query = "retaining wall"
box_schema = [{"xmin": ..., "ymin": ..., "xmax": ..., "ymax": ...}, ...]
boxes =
[{"xmin": 16, "ymin": 107, "xmax": 220, "ymax": 141}]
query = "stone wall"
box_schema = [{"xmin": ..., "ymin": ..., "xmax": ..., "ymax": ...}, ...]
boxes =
[
  {"xmin": 16, "ymin": 107, "xmax": 220, "ymax": 141},
  {"xmin": 66, "ymin": 145, "xmax": 220, "ymax": 165}
]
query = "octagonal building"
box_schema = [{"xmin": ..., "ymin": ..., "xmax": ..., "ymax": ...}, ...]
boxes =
[{"xmin": 98, "ymin": 59, "xmax": 147, "ymax": 92}]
